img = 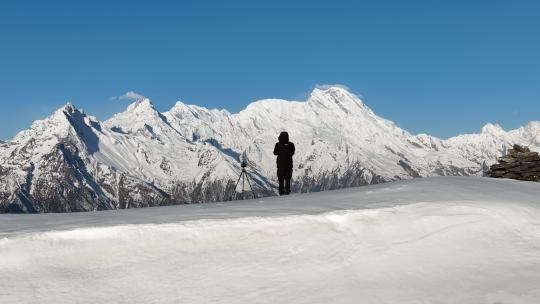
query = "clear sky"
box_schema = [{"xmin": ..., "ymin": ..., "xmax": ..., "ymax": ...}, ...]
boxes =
[{"xmin": 1, "ymin": 0, "xmax": 539, "ymax": 140}]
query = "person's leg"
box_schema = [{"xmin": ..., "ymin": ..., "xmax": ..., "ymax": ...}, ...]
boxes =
[
  {"xmin": 277, "ymin": 168, "xmax": 285, "ymax": 195},
  {"xmin": 285, "ymin": 166, "xmax": 292, "ymax": 194}
]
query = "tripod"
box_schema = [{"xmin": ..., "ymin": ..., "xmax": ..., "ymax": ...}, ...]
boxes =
[{"xmin": 234, "ymin": 162, "xmax": 256, "ymax": 200}]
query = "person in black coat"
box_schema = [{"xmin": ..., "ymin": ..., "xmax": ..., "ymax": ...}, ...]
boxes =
[{"xmin": 273, "ymin": 131, "xmax": 295, "ymax": 195}]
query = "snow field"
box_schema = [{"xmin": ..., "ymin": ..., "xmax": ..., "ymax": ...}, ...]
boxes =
[{"xmin": 1, "ymin": 177, "xmax": 540, "ymax": 303}]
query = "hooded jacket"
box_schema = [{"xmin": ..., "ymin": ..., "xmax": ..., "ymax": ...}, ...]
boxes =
[{"xmin": 273, "ymin": 132, "xmax": 295, "ymax": 168}]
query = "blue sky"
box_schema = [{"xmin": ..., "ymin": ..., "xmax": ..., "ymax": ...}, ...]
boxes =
[{"xmin": 1, "ymin": 0, "xmax": 539, "ymax": 140}]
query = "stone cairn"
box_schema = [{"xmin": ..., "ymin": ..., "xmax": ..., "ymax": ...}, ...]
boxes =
[{"xmin": 488, "ymin": 144, "xmax": 540, "ymax": 182}]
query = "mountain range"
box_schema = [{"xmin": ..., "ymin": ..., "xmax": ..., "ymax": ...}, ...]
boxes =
[{"xmin": 1, "ymin": 86, "xmax": 539, "ymax": 213}]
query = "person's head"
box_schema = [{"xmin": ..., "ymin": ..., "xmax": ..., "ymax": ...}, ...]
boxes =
[{"xmin": 278, "ymin": 131, "xmax": 289, "ymax": 143}]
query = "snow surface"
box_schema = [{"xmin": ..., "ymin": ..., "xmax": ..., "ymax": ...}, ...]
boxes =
[{"xmin": 1, "ymin": 177, "xmax": 540, "ymax": 303}]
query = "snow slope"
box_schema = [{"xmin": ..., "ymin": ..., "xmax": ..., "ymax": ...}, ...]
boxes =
[{"xmin": 1, "ymin": 177, "xmax": 540, "ymax": 303}]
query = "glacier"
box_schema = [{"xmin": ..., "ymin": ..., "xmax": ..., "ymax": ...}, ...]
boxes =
[
  {"xmin": 1, "ymin": 177, "xmax": 540, "ymax": 303},
  {"xmin": 0, "ymin": 86, "xmax": 539, "ymax": 212}
]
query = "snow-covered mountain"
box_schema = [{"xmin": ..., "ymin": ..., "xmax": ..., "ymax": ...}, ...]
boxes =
[{"xmin": 1, "ymin": 86, "xmax": 539, "ymax": 212}]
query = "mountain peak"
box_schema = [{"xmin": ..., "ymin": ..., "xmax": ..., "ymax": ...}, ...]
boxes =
[
  {"xmin": 53, "ymin": 102, "xmax": 77, "ymax": 115},
  {"xmin": 481, "ymin": 123, "xmax": 505, "ymax": 135},
  {"xmin": 62, "ymin": 102, "xmax": 76, "ymax": 112},
  {"xmin": 108, "ymin": 98, "xmax": 159, "ymax": 122},
  {"xmin": 524, "ymin": 121, "xmax": 540, "ymax": 130},
  {"xmin": 312, "ymin": 85, "xmax": 351, "ymax": 94},
  {"xmin": 126, "ymin": 98, "xmax": 155, "ymax": 113},
  {"xmin": 105, "ymin": 97, "xmax": 179, "ymax": 138},
  {"xmin": 49, "ymin": 102, "xmax": 81, "ymax": 123},
  {"xmin": 308, "ymin": 85, "xmax": 365, "ymax": 113},
  {"xmin": 169, "ymin": 100, "xmax": 192, "ymax": 113}
]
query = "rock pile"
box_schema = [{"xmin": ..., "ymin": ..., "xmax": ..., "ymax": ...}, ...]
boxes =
[{"xmin": 489, "ymin": 144, "xmax": 540, "ymax": 182}]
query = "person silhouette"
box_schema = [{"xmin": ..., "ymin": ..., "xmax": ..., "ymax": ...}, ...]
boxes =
[{"xmin": 273, "ymin": 131, "xmax": 295, "ymax": 195}]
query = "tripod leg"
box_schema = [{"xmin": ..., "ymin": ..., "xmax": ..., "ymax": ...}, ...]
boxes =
[
  {"xmin": 242, "ymin": 170, "xmax": 245, "ymax": 200},
  {"xmin": 233, "ymin": 170, "xmax": 243, "ymax": 200},
  {"xmin": 245, "ymin": 171, "xmax": 256, "ymax": 199}
]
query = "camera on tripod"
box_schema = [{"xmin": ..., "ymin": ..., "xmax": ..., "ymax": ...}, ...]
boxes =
[{"xmin": 234, "ymin": 160, "xmax": 256, "ymax": 200}]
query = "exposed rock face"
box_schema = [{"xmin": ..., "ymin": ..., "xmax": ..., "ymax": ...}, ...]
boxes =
[
  {"xmin": 488, "ymin": 145, "xmax": 540, "ymax": 182},
  {"xmin": 1, "ymin": 87, "xmax": 540, "ymax": 213}
]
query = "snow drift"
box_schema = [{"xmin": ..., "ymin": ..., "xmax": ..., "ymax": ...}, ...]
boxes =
[{"xmin": 1, "ymin": 177, "xmax": 540, "ymax": 303}]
